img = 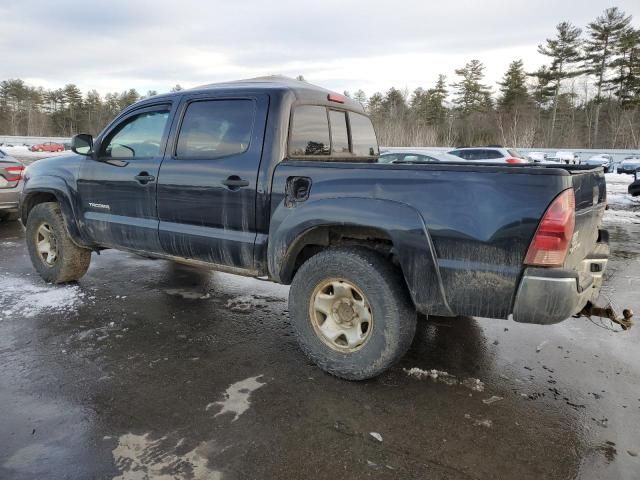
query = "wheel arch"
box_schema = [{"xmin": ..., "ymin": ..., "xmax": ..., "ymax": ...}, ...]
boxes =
[
  {"xmin": 21, "ymin": 184, "xmax": 89, "ymax": 248},
  {"xmin": 268, "ymin": 197, "xmax": 454, "ymax": 317}
]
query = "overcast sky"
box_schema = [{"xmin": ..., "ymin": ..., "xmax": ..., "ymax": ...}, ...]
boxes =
[{"xmin": 1, "ymin": 0, "xmax": 639, "ymax": 98}]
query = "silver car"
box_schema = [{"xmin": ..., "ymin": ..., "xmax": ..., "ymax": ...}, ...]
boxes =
[
  {"xmin": 0, "ymin": 149, "xmax": 24, "ymax": 222},
  {"xmin": 583, "ymin": 154, "xmax": 612, "ymax": 173},
  {"xmin": 447, "ymin": 146, "xmax": 529, "ymax": 164},
  {"xmin": 378, "ymin": 150, "xmax": 467, "ymax": 164}
]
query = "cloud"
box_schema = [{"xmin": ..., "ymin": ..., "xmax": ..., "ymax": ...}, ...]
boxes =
[{"xmin": 2, "ymin": 0, "xmax": 639, "ymax": 96}]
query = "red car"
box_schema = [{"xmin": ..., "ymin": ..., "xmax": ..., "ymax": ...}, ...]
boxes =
[{"xmin": 30, "ymin": 141, "xmax": 65, "ymax": 152}]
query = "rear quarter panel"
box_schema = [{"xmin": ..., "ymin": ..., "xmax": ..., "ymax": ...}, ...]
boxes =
[{"xmin": 269, "ymin": 162, "xmax": 572, "ymax": 319}]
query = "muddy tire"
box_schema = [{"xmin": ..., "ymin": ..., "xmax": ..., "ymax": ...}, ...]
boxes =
[
  {"xmin": 289, "ymin": 247, "xmax": 417, "ymax": 380},
  {"xmin": 26, "ymin": 202, "xmax": 91, "ymax": 283},
  {"xmin": 0, "ymin": 211, "xmax": 19, "ymax": 222}
]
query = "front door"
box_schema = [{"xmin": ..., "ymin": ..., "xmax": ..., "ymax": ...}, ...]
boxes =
[
  {"xmin": 77, "ymin": 103, "xmax": 173, "ymax": 252},
  {"xmin": 157, "ymin": 94, "xmax": 269, "ymax": 270}
]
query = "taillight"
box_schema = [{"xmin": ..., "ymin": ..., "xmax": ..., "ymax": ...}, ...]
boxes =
[
  {"xmin": 524, "ymin": 189, "xmax": 575, "ymax": 267},
  {"xmin": 327, "ymin": 93, "xmax": 346, "ymax": 103},
  {"xmin": 5, "ymin": 165, "xmax": 24, "ymax": 182},
  {"xmin": 505, "ymin": 157, "xmax": 526, "ymax": 164}
]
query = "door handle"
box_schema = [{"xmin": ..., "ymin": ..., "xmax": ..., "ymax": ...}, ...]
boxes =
[
  {"xmin": 222, "ymin": 176, "xmax": 250, "ymax": 190},
  {"xmin": 134, "ymin": 172, "xmax": 155, "ymax": 184}
]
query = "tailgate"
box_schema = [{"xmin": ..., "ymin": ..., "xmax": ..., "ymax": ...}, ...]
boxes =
[{"xmin": 564, "ymin": 168, "xmax": 607, "ymax": 270}]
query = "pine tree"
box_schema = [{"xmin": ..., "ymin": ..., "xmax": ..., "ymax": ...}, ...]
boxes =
[
  {"xmin": 537, "ymin": 21, "xmax": 582, "ymax": 145},
  {"xmin": 425, "ymin": 75, "xmax": 448, "ymax": 126},
  {"xmin": 382, "ymin": 87, "xmax": 407, "ymax": 119},
  {"xmin": 498, "ymin": 59, "xmax": 529, "ymax": 110},
  {"xmin": 530, "ymin": 66, "xmax": 555, "ymax": 108},
  {"xmin": 609, "ymin": 27, "xmax": 640, "ymax": 106},
  {"xmin": 584, "ymin": 7, "xmax": 632, "ymax": 145},
  {"xmin": 451, "ymin": 60, "xmax": 491, "ymax": 115}
]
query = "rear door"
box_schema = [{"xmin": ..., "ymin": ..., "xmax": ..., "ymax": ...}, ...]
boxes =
[
  {"xmin": 77, "ymin": 103, "xmax": 174, "ymax": 251},
  {"xmin": 156, "ymin": 93, "xmax": 269, "ymax": 270}
]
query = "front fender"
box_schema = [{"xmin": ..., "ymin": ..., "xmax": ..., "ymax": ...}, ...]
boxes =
[
  {"xmin": 268, "ymin": 197, "xmax": 454, "ymax": 316},
  {"xmin": 20, "ymin": 176, "xmax": 90, "ymax": 248}
]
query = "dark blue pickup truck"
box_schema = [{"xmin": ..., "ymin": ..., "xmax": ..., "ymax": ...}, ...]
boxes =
[{"xmin": 20, "ymin": 77, "xmax": 610, "ymax": 379}]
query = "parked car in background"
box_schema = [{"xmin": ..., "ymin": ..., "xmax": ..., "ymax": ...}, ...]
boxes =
[
  {"xmin": 550, "ymin": 151, "xmax": 580, "ymax": 164},
  {"xmin": 378, "ymin": 150, "xmax": 465, "ymax": 164},
  {"xmin": 619, "ymin": 155, "xmax": 640, "ymax": 174},
  {"xmin": 0, "ymin": 149, "xmax": 25, "ymax": 221},
  {"xmin": 29, "ymin": 141, "xmax": 65, "ymax": 153},
  {"xmin": 583, "ymin": 154, "xmax": 613, "ymax": 173},
  {"xmin": 447, "ymin": 146, "xmax": 528, "ymax": 164},
  {"xmin": 526, "ymin": 151, "xmax": 548, "ymax": 163}
]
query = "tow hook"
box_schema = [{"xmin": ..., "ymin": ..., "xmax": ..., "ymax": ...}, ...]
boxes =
[{"xmin": 576, "ymin": 302, "xmax": 634, "ymax": 330}]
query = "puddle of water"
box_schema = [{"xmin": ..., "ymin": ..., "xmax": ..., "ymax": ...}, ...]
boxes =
[
  {"xmin": 206, "ymin": 375, "xmax": 266, "ymax": 422},
  {"xmin": 403, "ymin": 367, "xmax": 485, "ymax": 392},
  {"xmin": 112, "ymin": 433, "xmax": 222, "ymax": 480}
]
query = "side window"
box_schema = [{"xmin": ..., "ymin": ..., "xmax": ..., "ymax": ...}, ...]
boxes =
[
  {"xmin": 349, "ymin": 112, "xmax": 379, "ymax": 157},
  {"xmin": 101, "ymin": 109, "xmax": 169, "ymax": 159},
  {"xmin": 176, "ymin": 99, "xmax": 255, "ymax": 159},
  {"xmin": 289, "ymin": 106, "xmax": 330, "ymax": 156},
  {"xmin": 329, "ymin": 110, "xmax": 349, "ymax": 155},
  {"xmin": 378, "ymin": 154, "xmax": 397, "ymax": 164},
  {"xmin": 484, "ymin": 149, "xmax": 503, "ymax": 159}
]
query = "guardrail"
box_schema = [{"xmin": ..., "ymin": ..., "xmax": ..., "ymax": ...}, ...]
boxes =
[{"xmin": 0, "ymin": 135, "xmax": 71, "ymax": 146}]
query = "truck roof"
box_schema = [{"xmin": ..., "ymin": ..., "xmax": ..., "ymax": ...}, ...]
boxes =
[{"xmin": 193, "ymin": 76, "xmax": 366, "ymax": 113}]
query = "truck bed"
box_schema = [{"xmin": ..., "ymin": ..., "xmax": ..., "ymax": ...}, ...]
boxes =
[{"xmin": 269, "ymin": 161, "xmax": 606, "ymax": 321}]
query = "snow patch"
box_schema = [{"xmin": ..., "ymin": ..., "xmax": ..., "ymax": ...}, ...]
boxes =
[
  {"xmin": 604, "ymin": 209, "xmax": 640, "ymax": 225},
  {"xmin": 0, "ymin": 274, "xmax": 84, "ymax": 319},
  {"xmin": 112, "ymin": 433, "xmax": 222, "ymax": 480},
  {"xmin": 206, "ymin": 375, "xmax": 266, "ymax": 422},
  {"xmin": 225, "ymin": 296, "xmax": 270, "ymax": 313},
  {"xmin": 404, "ymin": 368, "xmax": 485, "ymax": 392},
  {"xmin": 164, "ymin": 288, "xmax": 210, "ymax": 300}
]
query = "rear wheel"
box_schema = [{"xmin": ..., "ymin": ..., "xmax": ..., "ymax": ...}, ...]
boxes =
[
  {"xmin": 26, "ymin": 202, "xmax": 91, "ymax": 283},
  {"xmin": 289, "ymin": 247, "xmax": 417, "ymax": 380}
]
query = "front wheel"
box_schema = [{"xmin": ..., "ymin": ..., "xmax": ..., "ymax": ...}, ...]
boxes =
[
  {"xmin": 26, "ymin": 202, "xmax": 91, "ymax": 283},
  {"xmin": 289, "ymin": 247, "xmax": 417, "ymax": 380}
]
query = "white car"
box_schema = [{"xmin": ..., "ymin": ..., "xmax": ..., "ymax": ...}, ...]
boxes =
[
  {"xmin": 551, "ymin": 151, "xmax": 580, "ymax": 165},
  {"xmin": 526, "ymin": 151, "xmax": 548, "ymax": 163},
  {"xmin": 447, "ymin": 146, "xmax": 528, "ymax": 164},
  {"xmin": 583, "ymin": 154, "xmax": 612, "ymax": 173}
]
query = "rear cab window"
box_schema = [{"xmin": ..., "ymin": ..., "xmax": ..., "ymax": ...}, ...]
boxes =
[
  {"xmin": 289, "ymin": 105, "xmax": 378, "ymax": 160},
  {"xmin": 176, "ymin": 99, "xmax": 255, "ymax": 159}
]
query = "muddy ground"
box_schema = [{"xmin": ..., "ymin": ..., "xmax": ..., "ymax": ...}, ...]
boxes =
[{"xmin": 0, "ymin": 175, "xmax": 639, "ymax": 479}]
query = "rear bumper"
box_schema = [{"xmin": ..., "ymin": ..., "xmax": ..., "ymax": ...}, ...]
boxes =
[
  {"xmin": 512, "ymin": 230, "xmax": 609, "ymax": 325},
  {"xmin": 0, "ymin": 188, "xmax": 20, "ymax": 212}
]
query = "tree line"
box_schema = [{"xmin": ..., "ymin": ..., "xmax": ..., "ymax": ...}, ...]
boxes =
[
  {"xmin": 345, "ymin": 6, "xmax": 639, "ymax": 149},
  {"xmin": 1, "ymin": 7, "xmax": 639, "ymax": 149},
  {"xmin": 0, "ymin": 82, "xmax": 183, "ymax": 139}
]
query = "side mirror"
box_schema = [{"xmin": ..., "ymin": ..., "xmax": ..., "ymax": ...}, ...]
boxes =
[{"xmin": 71, "ymin": 134, "xmax": 93, "ymax": 156}]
